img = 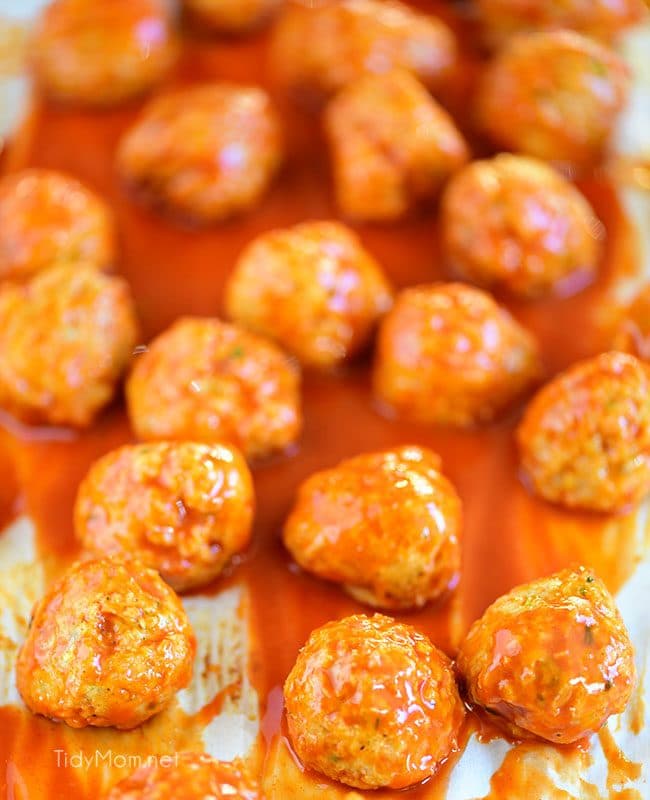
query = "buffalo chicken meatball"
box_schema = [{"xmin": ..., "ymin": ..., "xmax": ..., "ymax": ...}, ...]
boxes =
[
  {"xmin": 32, "ymin": 0, "xmax": 177, "ymax": 107},
  {"xmin": 476, "ymin": 31, "xmax": 630, "ymax": 168},
  {"xmin": 271, "ymin": 0, "xmax": 456, "ymax": 102},
  {"xmin": 183, "ymin": 0, "xmax": 282, "ymax": 33},
  {"xmin": 283, "ymin": 446, "xmax": 461, "ymax": 609},
  {"xmin": 224, "ymin": 221, "xmax": 392, "ymax": 368},
  {"xmin": 16, "ymin": 558, "xmax": 195, "ymax": 729},
  {"xmin": 0, "ymin": 264, "xmax": 139, "ymax": 427},
  {"xmin": 284, "ymin": 614, "xmax": 464, "ymax": 790},
  {"xmin": 75, "ymin": 442, "xmax": 254, "ymax": 592},
  {"xmin": 117, "ymin": 83, "xmax": 282, "ymax": 223},
  {"xmin": 126, "ymin": 317, "xmax": 301, "ymax": 460},
  {"xmin": 325, "ymin": 70, "xmax": 469, "ymax": 221},
  {"xmin": 517, "ymin": 351, "xmax": 650, "ymax": 512},
  {"xmin": 441, "ymin": 154, "xmax": 602, "ymax": 298},
  {"xmin": 374, "ymin": 283, "xmax": 541, "ymax": 427},
  {"xmin": 457, "ymin": 567, "xmax": 636, "ymax": 743},
  {"xmin": 613, "ymin": 285, "xmax": 650, "ymax": 361},
  {"xmin": 106, "ymin": 754, "xmax": 258, "ymax": 800},
  {"xmin": 0, "ymin": 169, "xmax": 115, "ymax": 282}
]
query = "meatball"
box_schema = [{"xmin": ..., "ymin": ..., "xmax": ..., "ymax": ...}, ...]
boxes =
[
  {"xmin": 0, "ymin": 263, "xmax": 139, "ymax": 428},
  {"xmin": 476, "ymin": 31, "xmax": 630, "ymax": 168},
  {"xmin": 75, "ymin": 442, "xmax": 254, "ymax": 593},
  {"xmin": 283, "ymin": 446, "xmax": 461, "ymax": 609},
  {"xmin": 126, "ymin": 317, "xmax": 301, "ymax": 460},
  {"xmin": 32, "ymin": 0, "xmax": 177, "ymax": 107},
  {"xmin": 441, "ymin": 154, "xmax": 602, "ymax": 298},
  {"xmin": 284, "ymin": 614, "xmax": 464, "ymax": 790},
  {"xmin": 457, "ymin": 567, "xmax": 636, "ymax": 743},
  {"xmin": 373, "ymin": 283, "xmax": 541, "ymax": 427},
  {"xmin": 106, "ymin": 753, "xmax": 258, "ymax": 799},
  {"xmin": 270, "ymin": 0, "xmax": 456, "ymax": 102},
  {"xmin": 517, "ymin": 351, "xmax": 650, "ymax": 512},
  {"xmin": 324, "ymin": 70, "xmax": 469, "ymax": 221},
  {"xmin": 613, "ymin": 286, "xmax": 650, "ymax": 361},
  {"xmin": 16, "ymin": 557, "xmax": 195, "ymax": 729},
  {"xmin": 0, "ymin": 169, "xmax": 115, "ymax": 283},
  {"xmin": 183, "ymin": 0, "xmax": 282, "ymax": 34},
  {"xmin": 116, "ymin": 83, "xmax": 282, "ymax": 223},
  {"xmin": 224, "ymin": 221, "xmax": 393, "ymax": 368}
]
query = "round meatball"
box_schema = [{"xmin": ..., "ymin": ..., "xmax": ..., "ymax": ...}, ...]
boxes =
[
  {"xmin": 325, "ymin": 70, "xmax": 469, "ymax": 221},
  {"xmin": 373, "ymin": 283, "xmax": 541, "ymax": 427},
  {"xmin": 613, "ymin": 285, "xmax": 650, "ymax": 361},
  {"xmin": 0, "ymin": 263, "xmax": 139, "ymax": 428},
  {"xmin": 0, "ymin": 169, "xmax": 115, "ymax": 282},
  {"xmin": 224, "ymin": 221, "xmax": 393, "ymax": 368},
  {"xmin": 271, "ymin": 0, "xmax": 456, "ymax": 102},
  {"xmin": 106, "ymin": 754, "xmax": 258, "ymax": 800},
  {"xmin": 284, "ymin": 614, "xmax": 464, "ymax": 790},
  {"xmin": 116, "ymin": 83, "xmax": 282, "ymax": 223},
  {"xmin": 126, "ymin": 317, "xmax": 301, "ymax": 460},
  {"xmin": 441, "ymin": 154, "xmax": 602, "ymax": 298},
  {"xmin": 75, "ymin": 442, "xmax": 254, "ymax": 593},
  {"xmin": 183, "ymin": 0, "xmax": 282, "ymax": 33},
  {"xmin": 457, "ymin": 567, "xmax": 636, "ymax": 743},
  {"xmin": 283, "ymin": 446, "xmax": 461, "ymax": 609},
  {"xmin": 32, "ymin": 0, "xmax": 177, "ymax": 107},
  {"xmin": 517, "ymin": 351, "xmax": 650, "ymax": 512},
  {"xmin": 16, "ymin": 557, "xmax": 195, "ymax": 729},
  {"xmin": 476, "ymin": 31, "xmax": 630, "ymax": 168}
]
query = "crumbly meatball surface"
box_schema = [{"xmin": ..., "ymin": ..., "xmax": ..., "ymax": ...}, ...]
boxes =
[
  {"xmin": 75, "ymin": 442, "xmax": 254, "ymax": 592},
  {"xmin": 225, "ymin": 221, "xmax": 392, "ymax": 368},
  {"xmin": 476, "ymin": 30, "xmax": 630, "ymax": 168},
  {"xmin": 116, "ymin": 83, "xmax": 282, "ymax": 223},
  {"xmin": 284, "ymin": 614, "xmax": 465, "ymax": 790},
  {"xmin": 457, "ymin": 567, "xmax": 636, "ymax": 743},
  {"xmin": 0, "ymin": 169, "xmax": 115, "ymax": 282},
  {"xmin": 0, "ymin": 263, "xmax": 139, "ymax": 428},
  {"xmin": 16, "ymin": 558, "xmax": 195, "ymax": 729},
  {"xmin": 613, "ymin": 286, "xmax": 650, "ymax": 361},
  {"xmin": 283, "ymin": 446, "xmax": 461, "ymax": 609},
  {"xmin": 126, "ymin": 317, "xmax": 301, "ymax": 460},
  {"xmin": 373, "ymin": 283, "xmax": 541, "ymax": 427},
  {"xmin": 517, "ymin": 351, "xmax": 650, "ymax": 512},
  {"xmin": 183, "ymin": 0, "xmax": 282, "ymax": 33},
  {"xmin": 324, "ymin": 70, "xmax": 469, "ymax": 221}
]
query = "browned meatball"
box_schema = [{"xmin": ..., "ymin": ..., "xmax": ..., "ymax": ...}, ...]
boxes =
[
  {"xmin": 283, "ymin": 446, "xmax": 461, "ymax": 609},
  {"xmin": 16, "ymin": 558, "xmax": 195, "ymax": 729},
  {"xmin": 0, "ymin": 263, "xmax": 139, "ymax": 428},
  {"xmin": 75, "ymin": 442, "xmax": 254, "ymax": 592},
  {"xmin": 457, "ymin": 567, "xmax": 636, "ymax": 743},
  {"xmin": 476, "ymin": 30, "xmax": 630, "ymax": 168},
  {"xmin": 613, "ymin": 285, "xmax": 650, "ymax": 361},
  {"xmin": 284, "ymin": 614, "xmax": 465, "ymax": 789},
  {"xmin": 224, "ymin": 221, "xmax": 393, "ymax": 368},
  {"xmin": 126, "ymin": 317, "xmax": 301, "ymax": 460},
  {"xmin": 517, "ymin": 351, "xmax": 650, "ymax": 512},
  {"xmin": 374, "ymin": 283, "xmax": 541, "ymax": 427},
  {"xmin": 117, "ymin": 83, "xmax": 282, "ymax": 224},
  {"xmin": 0, "ymin": 169, "xmax": 115, "ymax": 282},
  {"xmin": 324, "ymin": 70, "xmax": 469, "ymax": 221},
  {"xmin": 441, "ymin": 154, "xmax": 602, "ymax": 298},
  {"xmin": 32, "ymin": 0, "xmax": 177, "ymax": 107},
  {"xmin": 183, "ymin": 0, "xmax": 282, "ymax": 33}
]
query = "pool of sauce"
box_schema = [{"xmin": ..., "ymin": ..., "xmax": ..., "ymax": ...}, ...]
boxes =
[{"xmin": 0, "ymin": 2, "xmax": 645, "ymax": 798}]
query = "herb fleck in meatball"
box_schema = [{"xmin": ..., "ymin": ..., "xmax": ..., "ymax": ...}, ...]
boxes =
[
  {"xmin": 283, "ymin": 446, "xmax": 461, "ymax": 609},
  {"xmin": 441, "ymin": 154, "xmax": 602, "ymax": 298},
  {"xmin": 613, "ymin": 286, "xmax": 650, "ymax": 361},
  {"xmin": 457, "ymin": 567, "xmax": 636, "ymax": 743},
  {"xmin": 476, "ymin": 30, "xmax": 630, "ymax": 169},
  {"xmin": 0, "ymin": 263, "xmax": 139, "ymax": 428},
  {"xmin": 0, "ymin": 169, "xmax": 115, "ymax": 283},
  {"xmin": 16, "ymin": 558, "xmax": 195, "ymax": 730},
  {"xmin": 75, "ymin": 442, "xmax": 254, "ymax": 593},
  {"xmin": 126, "ymin": 317, "xmax": 301, "ymax": 460},
  {"xmin": 116, "ymin": 83, "xmax": 282, "ymax": 224},
  {"xmin": 183, "ymin": 0, "xmax": 282, "ymax": 33},
  {"xmin": 517, "ymin": 351, "xmax": 650, "ymax": 512},
  {"xmin": 324, "ymin": 70, "xmax": 469, "ymax": 221},
  {"xmin": 374, "ymin": 283, "xmax": 541, "ymax": 427},
  {"xmin": 32, "ymin": 0, "xmax": 177, "ymax": 107},
  {"xmin": 225, "ymin": 221, "xmax": 392, "ymax": 368}
]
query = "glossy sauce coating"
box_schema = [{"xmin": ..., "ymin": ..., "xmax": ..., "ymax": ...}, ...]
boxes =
[
  {"xmin": 183, "ymin": 0, "xmax": 282, "ymax": 34},
  {"xmin": 613, "ymin": 284, "xmax": 650, "ymax": 360}
]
